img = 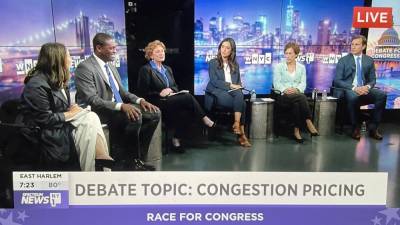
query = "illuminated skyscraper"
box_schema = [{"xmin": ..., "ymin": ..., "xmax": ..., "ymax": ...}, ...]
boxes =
[
  {"xmin": 285, "ymin": 0, "xmax": 294, "ymax": 34},
  {"xmin": 195, "ymin": 19, "xmax": 204, "ymax": 40},
  {"xmin": 293, "ymin": 10, "xmax": 300, "ymax": 33},
  {"xmin": 97, "ymin": 15, "xmax": 115, "ymax": 35},
  {"xmin": 258, "ymin": 15, "xmax": 267, "ymax": 35},
  {"xmin": 209, "ymin": 17, "xmax": 218, "ymax": 42},
  {"xmin": 254, "ymin": 21, "xmax": 262, "ymax": 36},
  {"xmin": 317, "ymin": 19, "xmax": 331, "ymax": 45},
  {"xmin": 217, "ymin": 13, "xmax": 225, "ymax": 32},
  {"xmin": 75, "ymin": 12, "xmax": 91, "ymax": 54},
  {"xmin": 233, "ymin": 15, "xmax": 244, "ymax": 31}
]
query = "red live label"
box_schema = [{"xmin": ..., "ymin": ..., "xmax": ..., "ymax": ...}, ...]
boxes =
[{"xmin": 353, "ymin": 7, "xmax": 393, "ymax": 28}]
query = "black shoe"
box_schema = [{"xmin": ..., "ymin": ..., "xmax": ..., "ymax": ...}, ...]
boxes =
[
  {"xmin": 310, "ymin": 132, "xmax": 319, "ymax": 137},
  {"xmin": 294, "ymin": 136, "xmax": 304, "ymax": 143},
  {"xmin": 171, "ymin": 144, "xmax": 185, "ymax": 154},
  {"xmin": 136, "ymin": 159, "xmax": 156, "ymax": 171},
  {"xmin": 123, "ymin": 159, "xmax": 149, "ymax": 171},
  {"xmin": 95, "ymin": 159, "xmax": 115, "ymax": 171},
  {"xmin": 132, "ymin": 159, "xmax": 149, "ymax": 171}
]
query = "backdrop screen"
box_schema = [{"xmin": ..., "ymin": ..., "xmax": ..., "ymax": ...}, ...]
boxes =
[
  {"xmin": 194, "ymin": 0, "xmax": 364, "ymax": 95},
  {"xmin": 367, "ymin": 0, "xmax": 400, "ymax": 109},
  {"xmin": 0, "ymin": 0, "xmax": 127, "ymax": 105}
]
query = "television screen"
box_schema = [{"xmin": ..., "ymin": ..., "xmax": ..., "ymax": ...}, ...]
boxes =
[
  {"xmin": 0, "ymin": 0, "xmax": 127, "ymax": 105},
  {"xmin": 367, "ymin": 0, "xmax": 400, "ymax": 109},
  {"xmin": 194, "ymin": 0, "xmax": 364, "ymax": 95}
]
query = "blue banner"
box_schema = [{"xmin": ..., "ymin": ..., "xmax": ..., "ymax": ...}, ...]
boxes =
[{"xmin": 2, "ymin": 205, "xmax": 400, "ymax": 225}]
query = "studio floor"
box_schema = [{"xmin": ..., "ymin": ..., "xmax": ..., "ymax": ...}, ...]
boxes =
[{"xmin": 158, "ymin": 123, "xmax": 400, "ymax": 208}]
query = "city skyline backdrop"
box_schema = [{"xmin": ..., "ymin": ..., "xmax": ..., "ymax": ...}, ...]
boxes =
[
  {"xmin": 195, "ymin": 0, "xmax": 364, "ymax": 45},
  {"xmin": 0, "ymin": 0, "xmax": 126, "ymax": 47},
  {"xmin": 0, "ymin": 0, "xmax": 128, "ymax": 105}
]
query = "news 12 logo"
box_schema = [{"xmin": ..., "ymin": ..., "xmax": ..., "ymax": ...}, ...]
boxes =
[
  {"xmin": 20, "ymin": 192, "xmax": 62, "ymax": 208},
  {"xmin": 352, "ymin": 7, "xmax": 393, "ymax": 28}
]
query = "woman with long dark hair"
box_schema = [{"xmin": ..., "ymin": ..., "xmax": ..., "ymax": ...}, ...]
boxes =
[
  {"xmin": 205, "ymin": 38, "xmax": 251, "ymax": 147},
  {"xmin": 21, "ymin": 43, "xmax": 113, "ymax": 171}
]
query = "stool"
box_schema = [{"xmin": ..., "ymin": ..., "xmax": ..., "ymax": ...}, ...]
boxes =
[
  {"xmin": 249, "ymin": 98, "xmax": 275, "ymax": 139},
  {"xmin": 147, "ymin": 117, "xmax": 162, "ymax": 162},
  {"xmin": 311, "ymin": 97, "xmax": 337, "ymax": 136},
  {"xmin": 101, "ymin": 124, "xmax": 110, "ymax": 148},
  {"xmin": 102, "ymin": 120, "xmax": 162, "ymax": 163}
]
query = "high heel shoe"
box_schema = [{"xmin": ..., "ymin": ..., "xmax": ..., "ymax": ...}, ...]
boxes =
[
  {"xmin": 238, "ymin": 134, "xmax": 252, "ymax": 147},
  {"xmin": 95, "ymin": 159, "xmax": 115, "ymax": 171},
  {"xmin": 232, "ymin": 121, "xmax": 241, "ymax": 134},
  {"xmin": 294, "ymin": 136, "xmax": 304, "ymax": 143},
  {"xmin": 306, "ymin": 120, "xmax": 319, "ymax": 136},
  {"xmin": 293, "ymin": 127, "xmax": 304, "ymax": 143}
]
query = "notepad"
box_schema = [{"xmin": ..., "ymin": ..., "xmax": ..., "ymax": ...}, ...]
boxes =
[{"xmin": 169, "ymin": 90, "xmax": 190, "ymax": 96}]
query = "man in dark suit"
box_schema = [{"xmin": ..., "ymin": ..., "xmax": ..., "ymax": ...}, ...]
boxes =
[
  {"xmin": 75, "ymin": 33, "xmax": 160, "ymax": 170},
  {"xmin": 333, "ymin": 35, "xmax": 387, "ymax": 140}
]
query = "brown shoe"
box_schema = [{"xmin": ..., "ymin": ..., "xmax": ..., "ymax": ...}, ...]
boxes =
[
  {"xmin": 238, "ymin": 134, "xmax": 252, "ymax": 147},
  {"xmin": 232, "ymin": 121, "xmax": 241, "ymax": 134},
  {"xmin": 369, "ymin": 130, "xmax": 383, "ymax": 140},
  {"xmin": 351, "ymin": 128, "xmax": 361, "ymax": 140}
]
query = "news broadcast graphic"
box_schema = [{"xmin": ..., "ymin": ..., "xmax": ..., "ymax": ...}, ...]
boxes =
[
  {"xmin": 366, "ymin": 0, "xmax": 400, "ymax": 108},
  {"xmin": 0, "ymin": 0, "xmax": 127, "ymax": 105},
  {"xmin": 1, "ymin": 171, "xmax": 394, "ymax": 225},
  {"xmin": 13, "ymin": 172, "xmax": 69, "ymax": 209},
  {"xmin": 353, "ymin": 7, "xmax": 393, "ymax": 28},
  {"xmin": 194, "ymin": 0, "xmax": 363, "ymax": 95}
]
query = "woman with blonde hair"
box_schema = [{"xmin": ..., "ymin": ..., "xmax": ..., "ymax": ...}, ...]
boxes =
[{"xmin": 137, "ymin": 40, "xmax": 215, "ymax": 153}]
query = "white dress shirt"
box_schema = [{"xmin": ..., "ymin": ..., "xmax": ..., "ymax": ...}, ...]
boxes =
[
  {"xmin": 93, "ymin": 54, "xmax": 142, "ymax": 110},
  {"xmin": 223, "ymin": 62, "xmax": 232, "ymax": 83}
]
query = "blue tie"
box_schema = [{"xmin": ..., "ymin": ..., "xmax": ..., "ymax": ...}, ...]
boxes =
[
  {"xmin": 104, "ymin": 64, "xmax": 123, "ymax": 103},
  {"xmin": 356, "ymin": 56, "xmax": 363, "ymax": 86}
]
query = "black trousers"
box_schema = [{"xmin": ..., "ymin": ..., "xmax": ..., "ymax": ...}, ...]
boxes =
[
  {"xmin": 107, "ymin": 106, "xmax": 161, "ymax": 162},
  {"xmin": 214, "ymin": 89, "xmax": 246, "ymax": 124},
  {"xmin": 344, "ymin": 88, "xmax": 387, "ymax": 131},
  {"xmin": 277, "ymin": 93, "xmax": 311, "ymax": 128},
  {"xmin": 159, "ymin": 93, "xmax": 206, "ymax": 138}
]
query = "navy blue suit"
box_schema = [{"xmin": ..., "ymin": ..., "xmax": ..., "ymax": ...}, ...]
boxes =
[
  {"xmin": 333, "ymin": 53, "xmax": 386, "ymax": 130},
  {"xmin": 205, "ymin": 58, "xmax": 246, "ymax": 124}
]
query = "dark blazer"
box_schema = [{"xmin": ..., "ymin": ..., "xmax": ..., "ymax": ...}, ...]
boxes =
[
  {"xmin": 204, "ymin": 58, "xmax": 242, "ymax": 111},
  {"xmin": 137, "ymin": 63, "xmax": 179, "ymax": 105},
  {"xmin": 333, "ymin": 53, "xmax": 376, "ymax": 98},
  {"xmin": 21, "ymin": 73, "xmax": 74, "ymax": 162},
  {"xmin": 75, "ymin": 55, "xmax": 140, "ymax": 123}
]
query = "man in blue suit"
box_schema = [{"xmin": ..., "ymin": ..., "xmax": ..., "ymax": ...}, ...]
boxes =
[{"xmin": 333, "ymin": 35, "xmax": 386, "ymax": 140}]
